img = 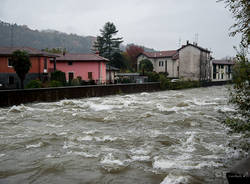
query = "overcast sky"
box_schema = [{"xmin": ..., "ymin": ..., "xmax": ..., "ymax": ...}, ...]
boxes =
[{"xmin": 0, "ymin": 0, "xmax": 241, "ymax": 58}]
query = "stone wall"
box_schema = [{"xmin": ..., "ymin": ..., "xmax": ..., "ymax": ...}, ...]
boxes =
[{"xmin": 0, "ymin": 82, "xmax": 161, "ymax": 107}]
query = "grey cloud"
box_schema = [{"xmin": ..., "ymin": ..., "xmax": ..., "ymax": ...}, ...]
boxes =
[{"xmin": 0, "ymin": 0, "xmax": 241, "ymax": 58}]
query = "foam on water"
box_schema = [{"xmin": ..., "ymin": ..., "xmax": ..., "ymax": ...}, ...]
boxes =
[
  {"xmin": 46, "ymin": 124, "xmax": 64, "ymax": 128},
  {"xmin": 130, "ymin": 155, "xmax": 150, "ymax": 161},
  {"xmin": 100, "ymin": 153, "xmax": 125, "ymax": 166},
  {"xmin": 8, "ymin": 104, "xmax": 34, "ymax": 113},
  {"xmin": 160, "ymin": 173, "xmax": 190, "ymax": 184},
  {"xmin": 89, "ymin": 103, "xmax": 114, "ymax": 111},
  {"xmin": 153, "ymin": 158, "xmax": 223, "ymax": 170},
  {"xmin": 95, "ymin": 135, "xmax": 118, "ymax": 142},
  {"xmin": 26, "ymin": 142, "xmax": 43, "ymax": 149}
]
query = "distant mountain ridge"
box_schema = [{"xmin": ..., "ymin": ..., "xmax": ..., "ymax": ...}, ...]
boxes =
[
  {"xmin": 0, "ymin": 20, "xmax": 93, "ymax": 53},
  {"xmin": 0, "ymin": 20, "xmax": 155, "ymax": 53}
]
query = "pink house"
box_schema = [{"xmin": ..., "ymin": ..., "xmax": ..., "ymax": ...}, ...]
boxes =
[{"xmin": 51, "ymin": 53, "xmax": 108, "ymax": 84}]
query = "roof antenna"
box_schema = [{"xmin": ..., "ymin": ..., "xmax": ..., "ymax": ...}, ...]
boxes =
[
  {"xmin": 178, "ymin": 37, "xmax": 181, "ymax": 48},
  {"xmin": 194, "ymin": 33, "xmax": 199, "ymax": 45},
  {"xmin": 10, "ymin": 24, "xmax": 14, "ymax": 47}
]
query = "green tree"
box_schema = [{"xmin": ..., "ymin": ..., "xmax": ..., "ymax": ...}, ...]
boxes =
[
  {"xmin": 110, "ymin": 52, "xmax": 127, "ymax": 70},
  {"xmin": 42, "ymin": 48, "xmax": 66, "ymax": 54},
  {"xmin": 11, "ymin": 50, "xmax": 31, "ymax": 89},
  {"xmin": 93, "ymin": 22, "xmax": 123, "ymax": 60},
  {"xmin": 218, "ymin": 0, "xmax": 250, "ymax": 48},
  {"xmin": 219, "ymin": 0, "xmax": 250, "ymax": 132},
  {"xmin": 139, "ymin": 59, "xmax": 153, "ymax": 75},
  {"xmin": 230, "ymin": 48, "xmax": 250, "ymax": 121},
  {"xmin": 51, "ymin": 70, "xmax": 66, "ymax": 85}
]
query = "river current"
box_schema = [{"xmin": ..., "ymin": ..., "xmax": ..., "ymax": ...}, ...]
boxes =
[{"xmin": 0, "ymin": 86, "xmax": 248, "ymax": 184}]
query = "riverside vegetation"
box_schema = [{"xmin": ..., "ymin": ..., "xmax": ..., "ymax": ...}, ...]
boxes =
[{"xmin": 218, "ymin": 0, "xmax": 250, "ymax": 136}]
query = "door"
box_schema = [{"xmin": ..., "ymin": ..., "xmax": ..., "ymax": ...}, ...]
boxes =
[{"xmin": 68, "ymin": 72, "xmax": 74, "ymax": 83}]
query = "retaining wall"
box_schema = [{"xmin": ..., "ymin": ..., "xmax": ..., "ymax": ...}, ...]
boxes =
[{"xmin": 0, "ymin": 82, "xmax": 161, "ymax": 107}]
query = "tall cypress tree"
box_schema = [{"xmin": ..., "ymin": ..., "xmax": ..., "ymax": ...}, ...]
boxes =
[
  {"xmin": 93, "ymin": 22, "xmax": 123, "ymax": 60},
  {"xmin": 11, "ymin": 50, "xmax": 31, "ymax": 89}
]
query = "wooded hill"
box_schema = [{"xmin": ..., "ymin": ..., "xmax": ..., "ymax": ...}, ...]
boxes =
[{"xmin": 0, "ymin": 20, "xmax": 155, "ymax": 53}]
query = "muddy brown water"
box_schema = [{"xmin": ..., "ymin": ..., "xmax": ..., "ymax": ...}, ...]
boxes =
[{"xmin": 0, "ymin": 86, "xmax": 248, "ymax": 184}]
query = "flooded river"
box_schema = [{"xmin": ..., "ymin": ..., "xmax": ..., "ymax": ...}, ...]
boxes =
[{"xmin": 0, "ymin": 86, "xmax": 248, "ymax": 184}]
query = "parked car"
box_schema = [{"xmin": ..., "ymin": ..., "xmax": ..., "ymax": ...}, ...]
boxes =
[{"xmin": 171, "ymin": 79, "xmax": 180, "ymax": 82}]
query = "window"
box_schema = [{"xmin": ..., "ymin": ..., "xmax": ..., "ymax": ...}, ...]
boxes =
[
  {"xmin": 44, "ymin": 58, "xmax": 47, "ymax": 70},
  {"xmin": 68, "ymin": 61, "xmax": 73, "ymax": 65},
  {"xmin": 88, "ymin": 72, "xmax": 93, "ymax": 80},
  {"xmin": 228, "ymin": 65, "xmax": 231, "ymax": 73},
  {"xmin": 9, "ymin": 76, "xmax": 14, "ymax": 85},
  {"xmin": 68, "ymin": 72, "xmax": 74, "ymax": 82},
  {"xmin": 8, "ymin": 58, "xmax": 13, "ymax": 67},
  {"xmin": 221, "ymin": 73, "xmax": 224, "ymax": 79},
  {"xmin": 159, "ymin": 61, "xmax": 164, "ymax": 67},
  {"xmin": 213, "ymin": 64, "xmax": 217, "ymax": 79}
]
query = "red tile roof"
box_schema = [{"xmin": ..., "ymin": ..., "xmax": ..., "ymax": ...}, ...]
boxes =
[
  {"xmin": 0, "ymin": 47, "xmax": 57, "ymax": 57},
  {"xmin": 56, "ymin": 53, "xmax": 109, "ymax": 62},
  {"xmin": 142, "ymin": 50, "xmax": 177, "ymax": 58}
]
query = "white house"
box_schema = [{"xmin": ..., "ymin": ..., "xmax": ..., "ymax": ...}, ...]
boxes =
[
  {"xmin": 137, "ymin": 50, "xmax": 178, "ymax": 78},
  {"xmin": 137, "ymin": 41, "xmax": 212, "ymax": 81},
  {"xmin": 211, "ymin": 59, "xmax": 234, "ymax": 81},
  {"xmin": 177, "ymin": 42, "xmax": 211, "ymax": 81}
]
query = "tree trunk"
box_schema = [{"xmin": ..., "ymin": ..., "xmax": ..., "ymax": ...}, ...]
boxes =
[{"xmin": 21, "ymin": 79, "xmax": 24, "ymax": 89}]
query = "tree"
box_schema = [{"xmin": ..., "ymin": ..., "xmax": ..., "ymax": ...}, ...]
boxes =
[
  {"xmin": 219, "ymin": 0, "xmax": 250, "ymax": 132},
  {"xmin": 139, "ymin": 59, "xmax": 153, "ymax": 75},
  {"xmin": 93, "ymin": 22, "xmax": 123, "ymax": 60},
  {"xmin": 229, "ymin": 47, "xmax": 250, "ymax": 121},
  {"xmin": 42, "ymin": 48, "xmax": 66, "ymax": 54},
  {"xmin": 218, "ymin": 0, "xmax": 250, "ymax": 48},
  {"xmin": 51, "ymin": 70, "xmax": 66, "ymax": 85},
  {"xmin": 126, "ymin": 44, "xmax": 144, "ymax": 71},
  {"xmin": 93, "ymin": 22, "xmax": 123, "ymax": 83},
  {"xmin": 11, "ymin": 50, "xmax": 31, "ymax": 89},
  {"xmin": 110, "ymin": 52, "xmax": 127, "ymax": 70}
]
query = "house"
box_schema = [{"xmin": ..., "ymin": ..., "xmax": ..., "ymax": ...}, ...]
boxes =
[
  {"xmin": 53, "ymin": 53, "xmax": 108, "ymax": 84},
  {"xmin": 0, "ymin": 47, "xmax": 57, "ymax": 89},
  {"xmin": 137, "ymin": 50, "xmax": 178, "ymax": 78},
  {"xmin": 137, "ymin": 41, "xmax": 212, "ymax": 81},
  {"xmin": 177, "ymin": 41, "xmax": 211, "ymax": 81},
  {"xmin": 211, "ymin": 59, "xmax": 234, "ymax": 81},
  {"xmin": 106, "ymin": 65, "xmax": 120, "ymax": 84}
]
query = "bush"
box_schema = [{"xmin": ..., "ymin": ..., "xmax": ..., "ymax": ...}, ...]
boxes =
[
  {"xmin": 77, "ymin": 76, "xmax": 82, "ymax": 83},
  {"xmin": 25, "ymin": 80, "xmax": 42, "ymax": 89},
  {"xmin": 145, "ymin": 72, "xmax": 160, "ymax": 82},
  {"xmin": 223, "ymin": 118, "xmax": 250, "ymax": 133},
  {"xmin": 139, "ymin": 59, "xmax": 153, "ymax": 73},
  {"xmin": 48, "ymin": 80, "xmax": 63, "ymax": 87},
  {"xmin": 118, "ymin": 78, "xmax": 132, "ymax": 84},
  {"xmin": 71, "ymin": 78, "xmax": 80, "ymax": 86},
  {"xmin": 51, "ymin": 70, "xmax": 66, "ymax": 85}
]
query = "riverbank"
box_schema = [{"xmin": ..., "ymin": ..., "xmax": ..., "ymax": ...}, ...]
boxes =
[
  {"xmin": 0, "ymin": 82, "xmax": 161, "ymax": 107},
  {"xmin": 0, "ymin": 81, "xmax": 231, "ymax": 107}
]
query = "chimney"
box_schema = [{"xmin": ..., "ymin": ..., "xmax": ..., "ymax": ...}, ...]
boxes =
[{"xmin": 187, "ymin": 40, "xmax": 189, "ymax": 45}]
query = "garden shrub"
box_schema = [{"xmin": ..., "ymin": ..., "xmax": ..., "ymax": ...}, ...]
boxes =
[{"xmin": 25, "ymin": 80, "xmax": 42, "ymax": 89}]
